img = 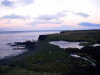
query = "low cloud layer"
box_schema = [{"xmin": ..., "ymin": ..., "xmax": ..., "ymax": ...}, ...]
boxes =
[
  {"xmin": 79, "ymin": 22, "xmax": 100, "ymax": 27},
  {"xmin": 28, "ymin": 20, "xmax": 62, "ymax": 26},
  {"xmin": 72, "ymin": 12, "xmax": 90, "ymax": 17},
  {"xmin": 28, "ymin": 11, "xmax": 66, "ymax": 26},
  {"xmin": 36, "ymin": 11, "xmax": 67, "ymax": 20},
  {"xmin": 0, "ymin": 14, "xmax": 25, "ymax": 19},
  {"xmin": 0, "ymin": 0, "xmax": 100, "ymax": 30},
  {"xmin": 50, "ymin": 25, "xmax": 78, "ymax": 30}
]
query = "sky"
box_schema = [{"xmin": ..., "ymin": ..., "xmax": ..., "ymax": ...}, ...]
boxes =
[{"xmin": 0, "ymin": 0, "xmax": 100, "ymax": 31}]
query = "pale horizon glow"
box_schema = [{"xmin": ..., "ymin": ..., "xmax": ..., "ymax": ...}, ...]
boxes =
[{"xmin": 0, "ymin": 0, "xmax": 100, "ymax": 31}]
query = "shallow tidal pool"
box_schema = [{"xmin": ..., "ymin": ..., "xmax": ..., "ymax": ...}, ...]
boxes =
[
  {"xmin": 49, "ymin": 41, "xmax": 84, "ymax": 49},
  {"xmin": 49, "ymin": 41, "xmax": 100, "ymax": 49}
]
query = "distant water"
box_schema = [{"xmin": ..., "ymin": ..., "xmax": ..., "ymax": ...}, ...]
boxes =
[{"xmin": 0, "ymin": 31, "xmax": 60, "ymax": 59}]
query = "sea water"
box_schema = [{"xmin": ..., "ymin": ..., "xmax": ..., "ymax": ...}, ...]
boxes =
[{"xmin": 0, "ymin": 31, "xmax": 60, "ymax": 59}]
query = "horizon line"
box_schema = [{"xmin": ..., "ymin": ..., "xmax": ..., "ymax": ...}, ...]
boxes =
[{"xmin": 0, "ymin": 29, "xmax": 100, "ymax": 32}]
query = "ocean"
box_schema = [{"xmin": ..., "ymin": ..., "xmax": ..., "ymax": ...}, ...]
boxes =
[{"xmin": 0, "ymin": 31, "xmax": 60, "ymax": 59}]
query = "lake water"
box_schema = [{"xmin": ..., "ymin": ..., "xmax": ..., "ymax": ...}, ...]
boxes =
[{"xmin": 0, "ymin": 31, "xmax": 60, "ymax": 59}]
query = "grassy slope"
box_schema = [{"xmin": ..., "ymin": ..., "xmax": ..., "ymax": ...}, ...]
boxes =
[
  {"xmin": 1, "ymin": 30, "xmax": 100, "ymax": 75},
  {"xmin": 0, "ymin": 41, "xmax": 94, "ymax": 75},
  {"xmin": 45, "ymin": 30, "xmax": 100, "ymax": 42}
]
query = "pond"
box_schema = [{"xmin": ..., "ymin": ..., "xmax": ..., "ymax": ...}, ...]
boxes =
[
  {"xmin": 49, "ymin": 41, "xmax": 84, "ymax": 49},
  {"xmin": 49, "ymin": 41, "xmax": 100, "ymax": 49}
]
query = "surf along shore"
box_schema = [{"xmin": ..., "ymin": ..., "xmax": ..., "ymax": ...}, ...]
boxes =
[{"xmin": 0, "ymin": 30, "xmax": 100, "ymax": 75}]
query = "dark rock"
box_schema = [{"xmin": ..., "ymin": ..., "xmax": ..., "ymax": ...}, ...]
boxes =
[{"xmin": 38, "ymin": 35, "xmax": 48, "ymax": 40}]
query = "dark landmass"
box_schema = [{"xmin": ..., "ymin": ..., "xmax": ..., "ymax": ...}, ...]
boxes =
[
  {"xmin": 38, "ymin": 35, "xmax": 48, "ymax": 40},
  {"xmin": 0, "ymin": 29, "xmax": 100, "ymax": 75},
  {"xmin": 39, "ymin": 29, "xmax": 100, "ymax": 43}
]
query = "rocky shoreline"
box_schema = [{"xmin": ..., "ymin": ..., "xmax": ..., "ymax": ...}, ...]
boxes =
[
  {"xmin": 0, "ymin": 41, "xmax": 40, "ymax": 65},
  {"xmin": 0, "ymin": 30, "xmax": 100, "ymax": 75}
]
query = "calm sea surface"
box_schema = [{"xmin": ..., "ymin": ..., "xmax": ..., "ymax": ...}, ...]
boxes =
[{"xmin": 0, "ymin": 31, "xmax": 60, "ymax": 59}]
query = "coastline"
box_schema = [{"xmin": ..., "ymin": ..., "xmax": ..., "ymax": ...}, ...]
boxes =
[
  {"xmin": 0, "ymin": 29, "xmax": 100, "ymax": 65},
  {"xmin": 0, "ymin": 29, "xmax": 100, "ymax": 75},
  {"xmin": 0, "ymin": 41, "xmax": 40, "ymax": 65}
]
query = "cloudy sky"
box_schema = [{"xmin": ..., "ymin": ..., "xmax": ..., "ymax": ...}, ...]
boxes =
[{"xmin": 0, "ymin": 0, "xmax": 100, "ymax": 31}]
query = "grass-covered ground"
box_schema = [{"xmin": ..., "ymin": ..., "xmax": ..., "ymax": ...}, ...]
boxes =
[
  {"xmin": 43, "ymin": 30, "xmax": 100, "ymax": 43},
  {"xmin": 0, "ymin": 30, "xmax": 100, "ymax": 75}
]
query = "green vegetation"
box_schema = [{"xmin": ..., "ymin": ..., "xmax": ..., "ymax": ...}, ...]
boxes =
[
  {"xmin": 79, "ymin": 42, "xmax": 95, "ymax": 46},
  {"xmin": 43, "ymin": 30, "xmax": 100, "ymax": 43},
  {"xmin": 26, "ymin": 41, "xmax": 68, "ymax": 63},
  {"xmin": 0, "ymin": 30, "xmax": 100, "ymax": 75},
  {"xmin": 0, "ymin": 66, "xmax": 58, "ymax": 75}
]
